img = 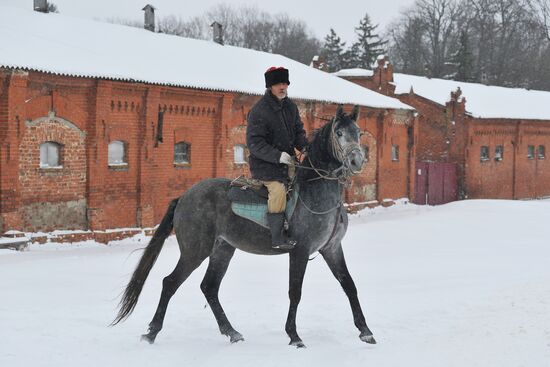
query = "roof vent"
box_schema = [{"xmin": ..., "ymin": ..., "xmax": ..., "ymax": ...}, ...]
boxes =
[
  {"xmin": 211, "ymin": 22, "xmax": 224, "ymax": 45},
  {"xmin": 34, "ymin": 0, "xmax": 48, "ymax": 13},
  {"xmin": 142, "ymin": 4, "xmax": 156, "ymax": 32}
]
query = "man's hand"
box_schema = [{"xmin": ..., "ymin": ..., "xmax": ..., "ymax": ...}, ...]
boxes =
[{"xmin": 279, "ymin": 152, "xmax": 294, "ymax": 165}]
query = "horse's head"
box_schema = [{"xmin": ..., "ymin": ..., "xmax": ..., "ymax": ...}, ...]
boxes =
[{"xmin": 330, "ymin": 105, "xmax": 364, "ymax": 175}]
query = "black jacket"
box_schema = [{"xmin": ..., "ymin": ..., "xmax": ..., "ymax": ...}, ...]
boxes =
[{"xmin": 246, "ymin": 90, "xmax": 308, "ymax": 182}]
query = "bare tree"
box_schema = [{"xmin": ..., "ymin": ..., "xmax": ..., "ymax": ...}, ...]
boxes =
[
  {"xmin": 387, "ymin": 14, "xmax": 429, "ymax": 75},
  {"xmin": 107, "ymin": 4, "xmax": 321, "ymax": 65},
  {"xmin": 527, "ymin": 0, "xmax": 550, "ymax": 40},
  {"xmin": 415, "ymin": 0, "xmax": 463, "ymax": 77},
  {"xmin": 387, "ymin": 0, "xmax": 550, "ymax": 90}
]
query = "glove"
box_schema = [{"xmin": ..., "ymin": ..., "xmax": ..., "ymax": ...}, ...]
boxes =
[{"xmin": 279, "ymin": 152, "xmax": 294, "ymax": 165}]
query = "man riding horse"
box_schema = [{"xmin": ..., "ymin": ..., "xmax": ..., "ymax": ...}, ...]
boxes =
[{"xmin": 246, "ymin": 66, "xmax": 307, "ymax": 250}]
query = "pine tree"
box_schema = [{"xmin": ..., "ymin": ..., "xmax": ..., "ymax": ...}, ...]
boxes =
[
  {"xmin": 342, "ymin": 42, "xmax": 362, "ymax": 69},
  {"xmin": 47, "ymin": 2, "xmax": 59, "ymax": 13},
  {"xmin": 451, "ymin": 30, "xmax": 474, "ymax": 82},
  {"xmin": 322, "ymin": 28, "xmax": 346, "ymax": 72},
  {"xmin": 351, "ymin": 13, "xmax": 387, "ymax": 68}
]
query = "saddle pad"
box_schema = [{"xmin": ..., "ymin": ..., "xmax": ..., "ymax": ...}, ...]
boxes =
[
  {"xmin": 231, "ymin": 186, "xmax": 299, "ymax": 228},
  {"xmin": 228, "ymin": 185, "xmax": 268, "ymax": 205}
]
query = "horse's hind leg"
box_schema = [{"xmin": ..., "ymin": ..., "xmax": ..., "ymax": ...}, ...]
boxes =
[
  {"xmin": 320, "ymin": 243, "xmax": 376, "ymax": 344},
  {"xmin": 200, "ymin": 239, "xmax": 244, "ymax": 343},
  {"xmin": 141, "ymin": 255, "xmax": 204, "ymax": 344}
]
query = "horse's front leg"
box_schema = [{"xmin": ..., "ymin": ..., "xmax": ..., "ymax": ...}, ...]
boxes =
[
  {"xmin": 285, "ymin": 248, "xmax": 309, "ymax": 348},
  {"xmin": 320, "ymin": 243, "xmax": 376, "ymax": 344}
]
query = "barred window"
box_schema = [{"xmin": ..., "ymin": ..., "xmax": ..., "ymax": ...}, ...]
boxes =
[
  {"xmin": 527, "ymin": 145, "xmax": 535, "ymax": 160},
  {"xmin": 495, "ymin": 145, "xmax": 503, "ymax": 161},
  {"xmin": 233, "ymin": 144, "xmax": 247, "ymax": 164},
  {"xmin": 480, "ymin": 146, "xmax": 489, "ymax": 162},
  {"xmin": 40, "ymin": 141, "xmax": 62, "ymax": 168},
  {"xmin": 391, "ymin": 145, "xmax": 399, "ymax": 161},
  {"xmin": 174, "ymin": 142, "xmax": 190, "ymax": 164},
  {"xmin": 538, "ymin": 145, "xmax": 545, "ymax": 159},
  {"xmin": 108, "ymin": 141, "xmax": 127, "ymax": 166}
]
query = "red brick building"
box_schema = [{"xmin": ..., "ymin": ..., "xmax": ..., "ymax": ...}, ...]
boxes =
[
  {"xmin": 335, "ymin": 57, "xmax": 550, "ymax": 203},
  {"xmin": 0, "ymin": 7, "xmax": 414, "ymax": 234}
]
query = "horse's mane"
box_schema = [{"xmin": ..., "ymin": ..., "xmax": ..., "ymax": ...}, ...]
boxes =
[
  {"xmin": 307, "ymin": 119, "xmax": 334, "ymax": 160},
  {"xmin": 296, "ymin": 118, "xmax": 338, "ymax": 183}
]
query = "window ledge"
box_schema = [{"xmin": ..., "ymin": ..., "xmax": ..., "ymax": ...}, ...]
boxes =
[
  {"xmin": 109, "ymin": 163, "xmax": 129, "ymax": 171},
  {"xmin": 40, "ymin": 165, "xmax": 63, "ymax": 170},
  {"xmin": 174, "ymin": 163, "xmax": 191, "ymax": 169}
]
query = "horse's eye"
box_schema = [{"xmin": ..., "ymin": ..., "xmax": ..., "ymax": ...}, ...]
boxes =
[{"xmin": 336, "ymin": 131, "xmax": 343, "ymax": 137}]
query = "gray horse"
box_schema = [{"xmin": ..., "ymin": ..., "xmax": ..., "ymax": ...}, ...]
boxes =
[{"xmin": 113, "ymin": 105, "xmax": 376, "ymax": 348}]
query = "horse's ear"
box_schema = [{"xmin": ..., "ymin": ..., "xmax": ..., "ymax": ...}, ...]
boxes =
[
  {"xmin": 350, "ymin": 105, "xmax": 360, "ymax": 121},
  {"xmin": 336, "ymin": 104, "xmax": 344, "ymax": 119}
]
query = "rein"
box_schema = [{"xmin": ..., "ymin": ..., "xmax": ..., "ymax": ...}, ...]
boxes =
[{"xmin": 289, "ymin": 117, "xmax": 362, "ymax": 185}]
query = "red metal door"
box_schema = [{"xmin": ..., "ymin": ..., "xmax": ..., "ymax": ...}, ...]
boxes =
[
  {"xmin": 414, "ymin": 162, "xmax": 457, "ymax": 205},
  {"xmin": 414, "ymin": 162, "xmax": 429, "ymax": 205}
]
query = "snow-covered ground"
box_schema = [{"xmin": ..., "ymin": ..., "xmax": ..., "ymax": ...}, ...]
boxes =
[{"xmin": 1, "ymin": 199, "xmax": 550, "ymax": 367}]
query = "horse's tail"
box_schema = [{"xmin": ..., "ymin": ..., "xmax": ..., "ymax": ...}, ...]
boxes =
[{"xmin": 111, "ymin": 198, "xmax": 179, "ymax": 325}]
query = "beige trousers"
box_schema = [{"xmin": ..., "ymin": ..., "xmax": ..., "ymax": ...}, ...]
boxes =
[{"xmin": 263, "ymin": 181, "xmax": 287, "ymax": 213}]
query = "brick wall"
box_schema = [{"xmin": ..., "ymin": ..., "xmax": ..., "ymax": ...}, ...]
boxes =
[
  {"xmin": 0, "ymin": 68, "xmax": 414, "ymax": 233},
  {"xmin": 19, "ymin": 115, "xmax": 87, "ymax": 231},
  {"xmin": 461, "ymin": 119, "xmax": 550, "ymax": 200}
]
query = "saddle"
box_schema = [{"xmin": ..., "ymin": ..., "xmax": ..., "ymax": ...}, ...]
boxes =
[{"xmin": 228, "ymin": 176, "xmax": 298, "ymax": 228}]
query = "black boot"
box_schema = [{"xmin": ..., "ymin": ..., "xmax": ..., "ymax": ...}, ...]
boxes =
[{"xmin": 266, "ymin": 213, "xmax": 296, "ymax": 250}]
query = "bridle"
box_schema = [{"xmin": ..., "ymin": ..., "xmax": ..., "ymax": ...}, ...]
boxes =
[{"xmin": 291, "ymin": 117, "xmax": 363, "ymax": 185}]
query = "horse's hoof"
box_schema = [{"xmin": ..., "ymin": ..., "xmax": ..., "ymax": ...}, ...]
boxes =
[
  {"xmin": 140, "ymin": 333, "xmax": 156, "ymax": 344},
  {"xmin": 359, "ymin": 333, "xmax": 377, "ymax": 344},
  {"xmin": 289, "ymin": 340, "xmax": 307, "ymax": 348},
  {"xmin": 229, "ymin": 332, "xmax": 245, "ymax": 343}
]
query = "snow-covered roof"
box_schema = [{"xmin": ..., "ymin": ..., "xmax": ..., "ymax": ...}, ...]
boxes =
[
  {"xmin": 333, "ymin": 69, "xmax": 374, "ymax": 78},
  {"xmin": 393, "ymin": 73, "xmax": 550, "ymax": 120},
  {"xmin": 0, "ymin": 6, "xmax": 413, "ymax": 111},
  {"xmin": 335, "ymin": 68, "xmax": 550, "ymax": 120}
]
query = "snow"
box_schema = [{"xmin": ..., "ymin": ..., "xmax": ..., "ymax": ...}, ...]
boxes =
[
  {"xmin": 1, "ymin": 199, "xmax": 550, "ymax": 366},
  {"xmin": 0, "ymin": 6, "xmax": 413, "ymax": 111},
  {"xmin": 335, "ymin": 68, "xmax": 550, "ymax": 120}
]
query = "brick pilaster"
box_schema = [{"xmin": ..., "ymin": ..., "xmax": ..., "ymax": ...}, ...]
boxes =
[
  {"xmin": 0, "ymin": 70, "xmax": 28, "ymax": 232},
  {"xmin": 86, "ymin": 80, "xmax": 112, "ymax": 230}
]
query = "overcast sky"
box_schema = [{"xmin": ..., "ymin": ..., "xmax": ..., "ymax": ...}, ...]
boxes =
[{"xmin": 3, "ymin": 0, "xmax": 416, "ymax": 44}]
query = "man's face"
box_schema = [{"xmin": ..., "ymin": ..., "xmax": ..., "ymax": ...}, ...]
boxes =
[{"xmin": 270, "ymin": 83, "xmax": 289, "ymax": 100}]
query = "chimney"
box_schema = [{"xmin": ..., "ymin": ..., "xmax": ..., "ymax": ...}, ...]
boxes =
[
  {"xmin": 34, "ymin": 0, "xmax": 48, "ymax": 13},
  {"xmin": 142, "ymin": 4, "xmax": 156, "ymax": 32},
  {"xmin": 310, "ymin": 55, "xmax": 329, "ymax": 72},
  {"xmin": 211, "ymin": 22, "xmax": 224, "ymax": 45}
]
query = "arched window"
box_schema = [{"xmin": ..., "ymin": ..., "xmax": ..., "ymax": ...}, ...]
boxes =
[
  {"xmin": 362, "ymin": 145, "xmax": 369, "ymax": 162},
  {"xmin": 234, "ymin": 144, "xmax": 247, "ymax": 164},
  {"xmin": 174, "ymin": 142, "xmax": 190, "ymax": 164},
  {"xmin": 40, "ymin": 141, "xmax": 62, "ymax": 168},
  {"xmin": 108, "ymin": 140, "xmax": 127, "ymax": 166}
]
